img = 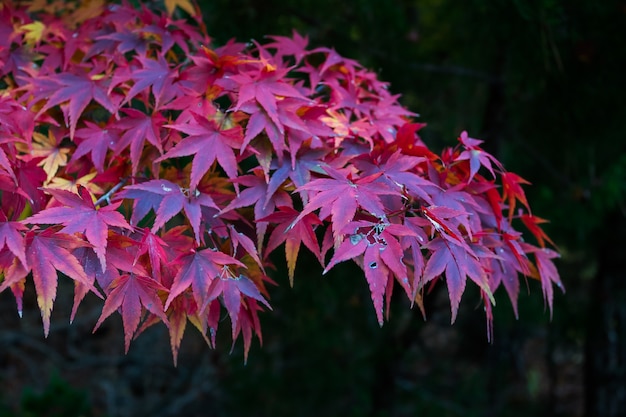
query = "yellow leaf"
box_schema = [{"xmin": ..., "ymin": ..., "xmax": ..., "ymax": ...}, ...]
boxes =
[
  {"xmin": 47, "ymin": 171, "xmax": 103, "ymax": 196},
  {"xmin": 164, "ymin": 0, "xmax": 197, "ymax": 17},
  {"xmin": 20, "ymin": 131, "xmax": 70, "ymax": 183},
  {"xmin": 19, "ymin": 21, "xmax": 46, "ymax": 46}
]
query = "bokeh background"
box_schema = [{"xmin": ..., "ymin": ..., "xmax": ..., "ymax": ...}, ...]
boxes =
[{"xmin": 1, "ymin": 0, "xmax": 625, "ymax": 416}]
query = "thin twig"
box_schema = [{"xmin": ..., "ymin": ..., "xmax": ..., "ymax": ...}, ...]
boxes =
[{"xmin": 94, "ymin": 176, "xmax": 129, "ymax": 207}]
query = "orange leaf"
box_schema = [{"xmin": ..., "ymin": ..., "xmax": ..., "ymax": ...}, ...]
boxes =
[{"xmin": 164, "ymin": 0, "xmax": 197, "ymax": 17}]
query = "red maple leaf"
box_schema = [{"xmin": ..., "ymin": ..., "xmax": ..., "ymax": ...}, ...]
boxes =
[
  {"xmin": 265, "ymin": 30, "xmax": 309, "ymax": 63},
  {"xmin": 30, "ymin": 71, "xmax": 118, "ymax": 139},
  {"xmin": 219, "ymin": 169, "xmax": 294, "ymax": 246},
  {"xmin": 520, "ymin": 214, "xmax": 556, "ymax": 248},
  {"xmin": 113, "ymin": 108, "xmax": 165, "ymax": 176},
  {"xmin": 224, "ymin": 66, "xmax": 308, "ymax": 152},
  {"xmin": 158, "ymin": 113, "xmax": 244, "ymax": 189},
  {"xmin": 133, "ymin": 228, "xmax": 170, "ymax": 284},
  {"xmin": 205, "ymin": 274, "xmax": 271, "ymax": 338},
  {"xmin": 292, "ymin": 166, "xmax": 400, "ymax": 241},
  {"xmin": 267, "ymin": 149, "xmax": 329, "ymax": 205},
  {"xmin": 323, "ymin": 218, "xmax": 415, "ymax": 325},
  {"xmin": 25, "ymin": 186, "xmax": 131, "ymax": 272},
  {"xmin": 113, "ymin": 54, "xmax": 181, "ymax": 110},
  {"xmin": 164, "ymin": 248, "xmax": 245, "ymax": 311},
  {"xmin": 72, "ymin": 121, "xmax": 120, "ymax": 173},
  {"xmin": 354, "ymin": 150, "xmax": 437, "ymax": 204},
  {"xmin": 93, "ymin": 273, "xmax": 169, "ymax": 352},
  {"xmin": 501, "ymin": 171, "xmax": 531, "ymax": 220},
  {"xmin": 522, "ymin": 243, "xmax": 564, "ymax": 318},
  {"xmin": 423, "ymin": 237, "xmax": 494, "ymax": 323},
  {"xmin": 0, "ymin": 210, "xmax": 27, "ymax": 267},
  {"xmin": 455, "ymin": 131, "xmax": 503, "ymax": 182},
  {"xmin": 262, "ymin": 206, "xmax": 323, "ymax": 285},
  {"xmin": 0, "ymin": 228, "xmax": 101, "ymax": 335},
  {"xmin": 116, "ymin": 179, "xmax": 218, "ymax": 243}
]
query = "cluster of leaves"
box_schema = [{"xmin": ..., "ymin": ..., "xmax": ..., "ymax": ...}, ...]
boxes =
[{"xmin": 0, "ymin": 0, "xmax": 562, "ymax": 363}]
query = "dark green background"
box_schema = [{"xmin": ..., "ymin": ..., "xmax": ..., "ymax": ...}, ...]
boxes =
[{"xmin": 1, "ymin": 0, "xmax": 625, "ymax": 416}]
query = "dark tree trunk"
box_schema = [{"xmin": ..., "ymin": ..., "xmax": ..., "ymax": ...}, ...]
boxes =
[{"xmin": 585, "ymin": 212, "xmax": 626, "ymax": 416}]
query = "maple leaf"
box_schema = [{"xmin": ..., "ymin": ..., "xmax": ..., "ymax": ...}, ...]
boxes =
[
  {"xmin": 421, "ymin": 205, "xmax": 472, "ymax": 248},
  {"xmin": 68, "ymin": 0, "xmax": 105, "ymax": 26},
  {"xmin": 158, "ymin": 113, "xmax": 243, "ymax": 189},
  {"xmin": 291, "ymin": 166, "xmax": 400, "ymax": 242},
  {"xmin": 394, "ymin": 122, "xmax": 438, "ymax": 160},
  {"xmin": 116, "ymin": 54, "xmax": 180, "ymax": 110},
  {"xmin": 30, "ymin": 71, "xmax": 118, "ymax": 139},
  {"xmin": 227, "ymin": 224, "xmax": 265, "ymax": 272},
  {"xmin": 0, "ymin": 212, "xmax": 28, "ymax": 266},
  {"xmin": 113, "ymin": 109, "xmax": 165, "ymax": 176},
  {"xmin": 116, "ymin": 179, "xmax": 218, "ymax": 243},
  {"xmin": 46, "ymin": 171, "xmax": 104, "ymax": 195},
  {"xmin": 323, "ymin": 219, "xmax": 415, "ymax": 325},
  {"xmin": 219, "ymin": 169, "xmax": 294, "ymax": 247},
  {"xmin": 164, "ymin": 249, "xmax": 245, "ymax": 311},
  {"xmin": 520, "ymin": 214, "xmax": 556, "ymax": 248},
  {"xmin": 262, "ymin": 206, "xmax": 323, "ymax": 286},
  {"xmin": 93, "ymin": 273, "xmax": 169, "ymax": 352},
  {"xmin": 96, "ymin": 28, "xmax": 150, "ymax": 56},
  {"xmin": 225, "ymin": 67, "xmax": 308, "ymax": 143},
  {"xmin": 267, "ymin": 148, "xmax": 329, "ymax": 205},
  {"xmin": 353, "ymin": 150, "xmax": 437, "ymax": 203},
  {"xmin": 501, "ymin": 172, "xmax": 531, "ymax": 220},
  {"xmin": 265, "ymin": 31, "xmax": 309, "ymax": 63},
  {"xmin": 0, "ymin": 229, "xmax": 101, "ymax": 336},
  {"xmin": 233, "ymin": 298, "xmax": 264, "ymax": 364},
  {"xmin": 25, "ymin": 186, "xmax": 131, "ymax": 272},
  {"xmin": 205, "ymin": 274, "xmax": 271, "ymax": 339},
  {"xmin": 133, "ymin": 227, "xmax": 170, "ymax": 284},
  {"xmin": 455, "ymin": 131, "xmax": 502, "ymax": 182},
  {"xmin": 27, "ymin": 130, "xmax": 70, "ymax": 183},
  {"xmin": 523, "ymin": 243, "xmax": 563, "ymax": 318},
  {"xmin": 423, "ymin": 238, "xmax": 494, "ymax": 323},
  {"xmin": 71, "ymin": 245, "xmax": 118, "ymax": 321},
  {"xmin": 72, "ymin": 121, "xmax": 119, "ymax": 173},
  {"xmin": 0, "ymin": 147, "xmax": 16, "ymax": 183},
  {"xmin": 239, "ymin": 102, "xmax": 285, "ymax": 156},
  {"xmin": 488, "ymin": 256, "xmax": 521, "ymax": 318},
  {"xmin": 164, "ymin": 297, "xmax": 191, "ymax": 364}
]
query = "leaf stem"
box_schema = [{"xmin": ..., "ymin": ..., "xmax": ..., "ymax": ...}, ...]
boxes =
[{"xmin": 95, "ymin": 177, "xmax": 129, "ymax": 207}]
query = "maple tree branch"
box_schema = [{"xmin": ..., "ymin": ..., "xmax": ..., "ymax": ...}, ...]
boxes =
[{"xmin": 95, "ymin": 177, "xmax": 129, "ymax": 207}]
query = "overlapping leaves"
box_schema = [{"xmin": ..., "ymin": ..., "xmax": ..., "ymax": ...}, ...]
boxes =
[{"xmin": 0, "ymin": 0, "xmax": 562, "ymax": 363}]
